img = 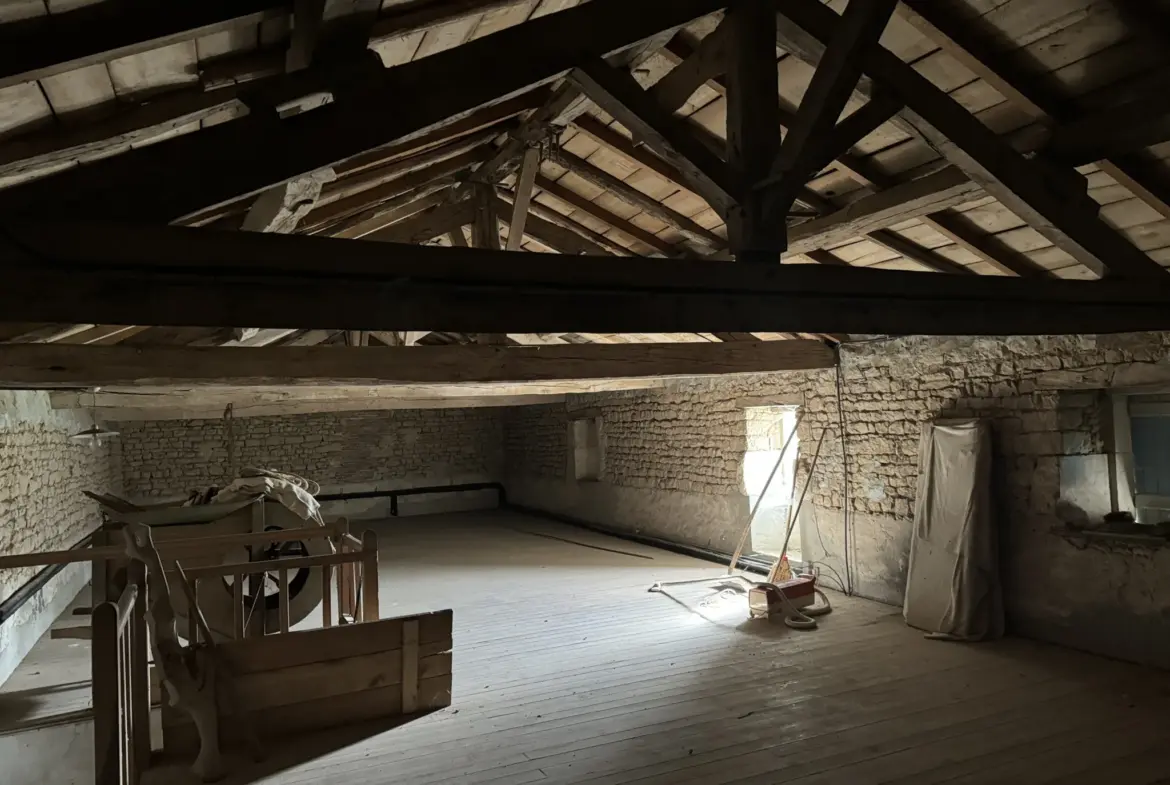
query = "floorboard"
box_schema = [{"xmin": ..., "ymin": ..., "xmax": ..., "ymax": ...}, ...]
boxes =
[{"xmin": 8, "ymin": 509, "xmax": 1170, "ymax": 784}]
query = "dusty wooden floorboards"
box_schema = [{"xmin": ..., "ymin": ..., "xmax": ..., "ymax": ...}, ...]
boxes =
[{"xmin": 136, "ymin": 510, "xmax": 1170, "ymax": 784}]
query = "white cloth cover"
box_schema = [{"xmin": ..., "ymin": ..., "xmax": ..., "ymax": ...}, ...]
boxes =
[
  {"xmin": 903, "ymin": 419, "xmax": 1003, "ymax": 641},
  {"xmin": 212, "ymin": 471, "xmax": 323, "ymax": 525}
]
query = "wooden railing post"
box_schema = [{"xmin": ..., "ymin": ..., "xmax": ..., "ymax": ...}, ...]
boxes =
[
  {"xmin": 128, "ymin": 561, "xmax": 150, "ymax": 777},
  {"xmin": 361, "ymin": 530, "xmax": 379, "ymax": 623},
  {"xmin": 92, "ymin": 600, "xmax": 118, "ymax": 785}
]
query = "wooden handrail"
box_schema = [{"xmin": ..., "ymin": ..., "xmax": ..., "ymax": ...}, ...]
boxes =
[{"xmin": 0, "ymin": 523, "xmax": 343, "ymax": 570}]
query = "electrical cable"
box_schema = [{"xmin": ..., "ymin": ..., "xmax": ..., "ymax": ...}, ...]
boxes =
[{"xmin": 836, "ymin": 358, "xmax": 855, "ymax": 596}]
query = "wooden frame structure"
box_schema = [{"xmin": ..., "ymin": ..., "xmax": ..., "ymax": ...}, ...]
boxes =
[
  {"xmin": 92, "ymin": 567, "xmax": 149, "ymax": 785},
  {"xmin": 0, "ymin": 0, "xmax": 1160, "ymax": 350},
  {"xmin": 0, "ymin": 0, "xmax": 1169, "ymax": 399},
  {"xmin": 0, "ymin": 517, "xmax": 383, "ymax": 785}
]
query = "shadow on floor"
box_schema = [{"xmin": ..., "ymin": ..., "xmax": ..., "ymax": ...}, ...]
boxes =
[{"xmin": 144, "ymin": 713, "xmax": 442, "ymax": 785}]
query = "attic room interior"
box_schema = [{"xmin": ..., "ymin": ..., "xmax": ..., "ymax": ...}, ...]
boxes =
[{"xmin": 3, "ymin": 0, "xmax": 1170, "ymax": 782}]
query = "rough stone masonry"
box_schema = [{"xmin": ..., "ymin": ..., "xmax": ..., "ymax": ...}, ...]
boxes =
[{"xmin": 503, "ymin": 331, "xmax": 1170, "ymax": 670}]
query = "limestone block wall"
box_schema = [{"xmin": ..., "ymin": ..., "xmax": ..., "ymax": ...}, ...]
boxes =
[
  {"xmin": 0, "ymin": 391, "xmax": 120, "ymax": 685},
  {"xmin": 503, "ymin": 377, "xmax": 795, "ymax": 554},
  {"xmin": 504, "ymin": 332, "xmax": 1170, "ymax": 669},
  {"xmin": 116, "ymin": 408, "xmax": 505, "ymax": 518}
]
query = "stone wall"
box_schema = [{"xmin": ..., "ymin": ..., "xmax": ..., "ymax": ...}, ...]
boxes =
[
  {"xmin": 0, "ymin": 391, "xmax": 120, "ymax": 685},
  {"xmin": 117, "ymin": 408, "xmax": 505, "ymax": 518},
  {"xmin": 504, "ymin": 332, "xmax": 1170, "ymax": 669}
]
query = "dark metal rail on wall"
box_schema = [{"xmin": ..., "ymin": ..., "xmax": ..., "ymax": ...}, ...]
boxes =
[{"xmin": 316, "ymin": 482, "xmax": 508, "ymax": 516}]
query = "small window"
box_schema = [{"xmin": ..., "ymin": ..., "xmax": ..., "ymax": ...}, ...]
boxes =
[
  {"xmin": 571, "ymin": 417, "xmax": 602, "ymax": 481},
  {"xmin": 1128, "ymin": 395, "xmax": 1170, "ymax": 524}
]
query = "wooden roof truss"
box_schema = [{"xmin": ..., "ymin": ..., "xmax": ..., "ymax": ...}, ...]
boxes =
[{"xmin": 3, "ymin": 0, "xmax": 1170, "ymax": 361}]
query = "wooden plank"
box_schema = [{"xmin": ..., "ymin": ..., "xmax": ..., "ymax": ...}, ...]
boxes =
[
  {"xmin": 651, "ymin": 24, "xmax": 730, "ymax": 114},
  {"xmin": 361, "ymin": 530, "xmax": 380, "ymax": 623},
  {"xmin": 402, "ymin": 620, "xmax": 421, "ymax": 714},
  {"xmin": 569, "ymin": 58, "xmax": 738, "ymax": 215},
  {"xmin": 0, "ymin": 0, "xmax": 283, "ymax": 91},
  {"xmin": 300, "ymin": 145, "xmax": 493, "ymax": 234},
  {"xmin": 367, "ymin": 199, "xmax": 477, "ymax": 245},
  {"xmin": 91, "ymin": 600, "xmax": 120, "ymax": 785},
  {"xmin": 277, "ymin": 569, "xmax": 291, "ymax": 634},
  {"xmin": 524, "ymin": 195, "xmax": 633, "ymax": 257},
  {"xmin": 219, "ymin": 612, "xmax": 453, "ymax": 674},
  {"xmin": 536, "ymin": 173, "xmax": 683, "ymax": 257},
  {"xmin": 924, "ymin": 209, "xmax": 1050, "ymax": 277},
  {"xmin": 786, "ymin": 167, "xmax": 984, "ymax": 254},
  {"xmin": 855, "ymin": 0, "xmax": 1165, "ymax": 278},
  {"xmin": 763, "ymin": 0, "xmax": 898, "ymax": 219},
  {"xmin": 725, "ymin": 0, "xmax": 783, "ymax": 256},
  {"xmin": 0, "ymin": 0, "xmax": 729, "ymax": 224},
  {"xmin": 0, "ymin": 341, "xmax": 840, "ymax": 388},
  {"xmin": 865, "ymin": 229, "xmax": 973, "ymax": 275},
  {"xmin": 332, "ymin": 189, "xmax": 453, "ymax": 241},
  {"xmin": 232, "ymin": 647, "xmax": 449, "ymax": 711},
  {"xmin": 496, "ymin": 193, "xmax": 614, "ymax": 256},
  {"xmin": 556, "ymin": 149, "xmax": 727, "ymax": 251},
  {"xmin": 166, "ymin": 673, "xmax": 453, "ymax": 752},
  {"xmin": 506, "ymin": 148, "xmax": 541, "ymax": 251}
]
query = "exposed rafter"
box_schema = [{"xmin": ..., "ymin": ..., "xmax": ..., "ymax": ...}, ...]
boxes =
[
  {"xmin": 0, "ymin": 0, "xmax": 283, "ymax": 91},
  {"xmin": 650, "ymin": 21, "xmax": 731, "ymax": 114},
  {"xmin": 506, "ymin": 148, "xmax": 542, "ymax": 252},
  {"xmin": 534, "ymin": 174, "xmax": 683, "ymax": 258},
  {"xmin": 0, "ymin": 0, "xmax": 728, "ymax": 224},
  {"xmin": 893, "ymin": 0, "xmax": 1170, "ymax": 259},
  {"xmin": 570, "ymin": 58, "xmax": 738, "ymax": 215},
  {"xmin": 555, "ymin": 150, "xmax": 727, "ymax": 252},
  {"xmin": 761, "ymin": 0, "xmax": 898, "ymax": 223}
]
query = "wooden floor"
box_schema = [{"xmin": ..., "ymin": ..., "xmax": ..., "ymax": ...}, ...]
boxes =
[{"xmin": 143, "ymin": 509, "xmax": 1170, "ymax": 785}]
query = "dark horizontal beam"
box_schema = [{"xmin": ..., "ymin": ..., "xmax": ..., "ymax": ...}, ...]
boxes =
[
  {"xmin": 0, "ymin": 0, "xmax": 284, "ymax": 91},
  {"xmin": 0, "ymin": 0, "xmax": 725, "ymax": 224},
  {"xmin": 4, "ymin": 220, "xmax": 1170, "ymax": 336},
  {"xmin": 1046, "ymin": 95, "xmax": 1170, "ymax": 167},
  {"xmin": 0, "ymin": 341, "xmax": 836, "ymax": 388}
]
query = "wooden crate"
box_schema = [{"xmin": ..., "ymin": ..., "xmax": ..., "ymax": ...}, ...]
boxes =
[{"xmin": 161, "ymin": 609, "xmax": 452, "ymax": 753}]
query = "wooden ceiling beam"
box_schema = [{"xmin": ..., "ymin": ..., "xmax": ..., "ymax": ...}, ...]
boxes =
[
  {"xmin": 0, "ymin": 0, "xmax": 727, "ymax": 224},
  {"xmin": 725, "ymin": 0, "xmax": 783, "ymax": 258},
  {"xmin": 82, "ymin": 394, "xmax": 571, "ymax": 421},
  {"xmin": 367, "ymin": 198, "xmax": 477, "ymax": 245},
  {"xmin": 891, "ymin": 0, "xmax": 1170, "ymax": 267},
  {"xmin": 0, "ymin": 0, "xmax": 283, "ymax": 91},
  {"xmin": 506, "ymin": 148, "xmax": 541, "ymax": 252},
  {"xmin": 0, "ymin": 342, "xmax": 837, "ymax": 388},
  {"xmin": 523, "ymin": 198, "xmax": 633, "ymax": 258},
  {"xmin": 8, "ymin": 220, "xmax": 1170, "ymax": 336},
  {"xmin": 330, "ymin": 188, "xmax": 453, "ymax": 240},
  {"xmin": 473, "ymin": 30, "xmax": 679, "ymax": 186},
  {"xmin": 495, "ymin": 193, "xmax": 613, "ymax": 257},
  {"xmin": 534, "ymin": 174, "xmax": 680, "ymax": 258},
  {"xmin": 661, "ymin": 22, "xmax": 1028, "ymax": 276},
  {"xmin": 472, "ymin": 183, "xmax": 503, "ymax": 251},
  {"xmin": 294, "ymin": 138, "xmax": 495, "ymax": 231},
  {"xmin": 570, "ymin": 58, "xmax": 739, "ymax": 215},
  {"xmin": 651, "ymin": 22, "xmax": 731, "ymax": 114},
  {"xmin": 555, "ymin": 150, "xmax": 726, "ymax": 252},
  {"xmin": 1046, "ymin": 93, "xmax": 1170, "ymax": 167},
  {"xmin": 762, "ymin": 0, "xmax": 897, "ymax": 219},
  {"xmin": 865, "ymin": 229, "xmax": 972, "ymax": 275},
  {"xmin": 785, "ymin": 166, "xmax": 982, "ymax": 255}
]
